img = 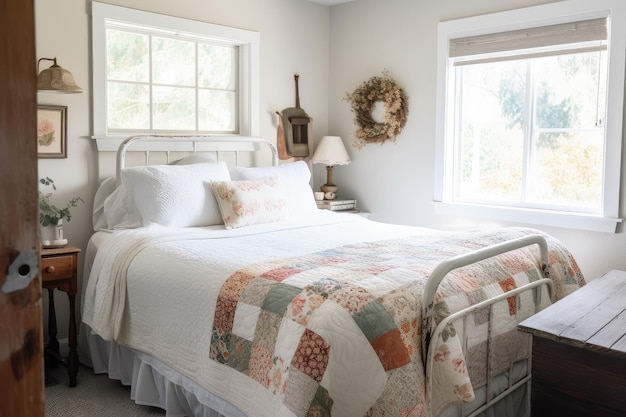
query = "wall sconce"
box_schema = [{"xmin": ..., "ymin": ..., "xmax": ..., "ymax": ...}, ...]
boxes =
[
  {"xmin": 311, "ymin": 135, "xmax": 351, "ymax": 200},
  {"xmin": 37, "ymin": 57, "xmax": 82, "ymax": 93}
]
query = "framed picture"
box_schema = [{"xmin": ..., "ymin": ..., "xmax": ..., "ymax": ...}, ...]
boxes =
[{"xmin": 37, "ymin": 105, "xmax": 67, "ymax": 158}]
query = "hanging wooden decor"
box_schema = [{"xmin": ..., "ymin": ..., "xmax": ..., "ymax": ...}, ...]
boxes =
[{"xmin": 276, "ymin": 74, "xmax": 311, "ymax": 160}]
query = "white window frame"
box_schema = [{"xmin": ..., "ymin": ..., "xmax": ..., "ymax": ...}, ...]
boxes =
[
  {"xmin": 91, "ymin": 1, "xmax": 260, "ymax": 149},
  {"xmin": 434, "ymin": 0, "xmax": 626, "ymax": 233}
]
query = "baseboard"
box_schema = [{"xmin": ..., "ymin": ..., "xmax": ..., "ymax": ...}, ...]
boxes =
[
  {"xmin": 58, "ymin": 337, "xmax": 69, "ymax": 357},
  {"xmin": 45, "ymin": 337, "xmax": 69, "ymax": 357}
]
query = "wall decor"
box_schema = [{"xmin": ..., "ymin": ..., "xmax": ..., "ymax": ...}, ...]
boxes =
[
  {"xmin": 37, "ymin": 104, "xmax": 67, "ymax": 158},
  {"xmin": 345, "ymin": 71, "xmax": 408, "ymax": 150}
]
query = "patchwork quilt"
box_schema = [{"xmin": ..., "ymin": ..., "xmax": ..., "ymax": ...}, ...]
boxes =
[{"xmin": 208, "ymin": 228, "xmax": 583, "ymax": 417}]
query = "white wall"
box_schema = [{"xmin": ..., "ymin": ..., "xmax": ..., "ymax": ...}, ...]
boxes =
[
  {"xmin": 35, "ymin": 0, "xmax": 330, "ymax": 340},
  {"xmin": 326, "ymin": 0, "xmax": 626, "ymax": 281}
]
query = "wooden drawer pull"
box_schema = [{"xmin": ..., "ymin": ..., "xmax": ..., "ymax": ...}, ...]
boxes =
[{"xmin": 45, "ymin": 265, "xmax": 55, "ymax": 273}]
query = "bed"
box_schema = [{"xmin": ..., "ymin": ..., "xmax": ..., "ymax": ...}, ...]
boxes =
[{"xmin": 80, "ymin": 135, "xmax": 584, "ymax": 417}]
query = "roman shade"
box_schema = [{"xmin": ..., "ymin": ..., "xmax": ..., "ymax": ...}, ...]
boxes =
[{"xmin": 450, "ymin": 17, "xmax": 607, "ymax": 65}]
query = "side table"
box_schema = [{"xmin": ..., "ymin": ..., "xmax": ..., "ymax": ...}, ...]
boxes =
[{"xmin": 41, "ymin": 245, "xmax": 81, "ymax": 387}]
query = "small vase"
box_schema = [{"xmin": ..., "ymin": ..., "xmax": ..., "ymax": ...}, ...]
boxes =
[{"xmin": 41, "ymin": 220, "xmax": 68, "ymax": 247}]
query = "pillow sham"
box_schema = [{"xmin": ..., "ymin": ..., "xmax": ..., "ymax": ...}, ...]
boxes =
[
  {"xmin": 103, "ymin": 183, "xmax": 143, "ymax": 230},
  {"xmin": 211, "ymin": 178, "xmax": 289, "ymax": 229},
  {"xmin": 122, "ymin": 161, "xmax": 231, "ymax": 227},
  {"xmin": 93, "ymin": 177, "xmax": 116, "ymax": 231},
  {"xmin": 229, "ymin": 161, "xmax": 317, "ymax": 216}
]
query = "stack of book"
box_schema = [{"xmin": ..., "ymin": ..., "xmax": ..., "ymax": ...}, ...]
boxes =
[{"xmin": 316, "ymin": 199, "xmax": 357, "ymax": 211}]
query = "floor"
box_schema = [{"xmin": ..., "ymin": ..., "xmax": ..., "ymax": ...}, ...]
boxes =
[{"xmin": 45, "ymin": 363, "xmax": 164, "ymax": 417}]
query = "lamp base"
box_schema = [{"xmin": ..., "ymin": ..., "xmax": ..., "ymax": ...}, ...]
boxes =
[{"xmin": 320, "ymin": 184, "xmax": 338, "ymax": 200}]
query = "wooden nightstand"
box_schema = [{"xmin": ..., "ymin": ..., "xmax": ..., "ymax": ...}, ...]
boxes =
[
  {"xmin": 518, "ymin": 270, "xmax": 626, "ymax": 417},
  {"xmin": 41, "ymin": 245, "xmax": 81, "ymax": 387}
]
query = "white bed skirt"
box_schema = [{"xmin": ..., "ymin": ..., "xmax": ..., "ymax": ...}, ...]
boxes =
[
  {"xmin": 81, "ymin": 323, "xmax": 246, "ymax": 417},
  {"xmin": 80, "ymin": 323, "xmax": 529, "ymax": 417}
]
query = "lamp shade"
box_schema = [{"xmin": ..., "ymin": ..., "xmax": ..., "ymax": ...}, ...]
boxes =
[
  {"xmin": 37, "ymin": 57, "xmax": 83, "ymax": 93},
  {"xmin": 311, "ymin": 136, "xmax": 351, "ymax": 166}
]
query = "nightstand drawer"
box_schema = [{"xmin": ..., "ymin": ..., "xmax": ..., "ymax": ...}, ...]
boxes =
[{"xmin": 41, "ymin": 255, "xmax": 75, "ymax": 282}]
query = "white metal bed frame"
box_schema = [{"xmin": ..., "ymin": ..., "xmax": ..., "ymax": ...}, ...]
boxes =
[
  {"xmin": 91, "ymin": 135, "xmax": 555, "ymax": 417},
  {"xmin": 422, "ymin": 235, "xmax": 553, "ymax": 417}
]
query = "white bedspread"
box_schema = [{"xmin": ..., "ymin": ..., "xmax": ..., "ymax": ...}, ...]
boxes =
[
  {"xmin": 83, "ymin": 212, "xmax": 426, "ymax": 416},
  {"xmin": 82, "ymin": 212, "xmax": 582, "ymax": 417}
]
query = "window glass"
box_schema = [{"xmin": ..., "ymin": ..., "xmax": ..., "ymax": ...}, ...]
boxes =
[
  {"xmin": 105, "ymin": 28, "xmax": 237, "ymax": 133},
  {"xmin": 198, "ymin": 44, "xmax": 235, "ymax": 90},
  {"xmin": 454, "ymin": 50, "xmax": 606, "ymax": 211},
  {"xmin": 152, "ymin": 37, "xmax": 196, "ymax": 86},
  {"xmin": 92, "ymin": 1, "xmax": 259, "ymax": 137},
  {"xmin": 107, "ymin": 82, "xmax": 150, "ymax": 130},
  {"xmin": 152, "ymin": 86, "xmax": 196, "ymax": 130},
  {"xmin": 106, "ymin": 29, "xmax": 149, "ymax": 82}
]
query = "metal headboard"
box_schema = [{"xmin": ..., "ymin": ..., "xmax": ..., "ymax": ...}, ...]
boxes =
[{"xmin": 115, "ymin": 135, "xmax": 278, "ymax": 186}]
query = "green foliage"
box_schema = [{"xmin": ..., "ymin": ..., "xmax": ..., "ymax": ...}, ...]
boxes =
[
  {"xmin": 497, "ymin": 71, "xmax": 576, "ymax": 149},
  {"xmin": 497, "ymin": 68, "xmax": 526, "ymax": 130},
  {"xmin": 39, "ymin": 177, "xmax": 84, "ymax": 226}
]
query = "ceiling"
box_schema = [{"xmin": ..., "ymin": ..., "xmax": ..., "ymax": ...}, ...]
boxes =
[{"xmin": 308, "ymin": 0, "xmax": 355, "ymax": 6}]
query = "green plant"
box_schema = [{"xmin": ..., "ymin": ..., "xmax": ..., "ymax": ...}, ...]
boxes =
[{"xmin": 39, "ymin": 177, "xmax": 84, "ymax": 226}]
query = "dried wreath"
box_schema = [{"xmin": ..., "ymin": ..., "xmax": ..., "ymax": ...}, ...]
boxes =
[{"xmin": 345, "ymin": 71, "xmax": 408, "ymax": 150}]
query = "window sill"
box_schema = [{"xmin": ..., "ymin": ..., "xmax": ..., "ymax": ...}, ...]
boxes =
[{"xmin": 433, "ymin": 201, "xmax": 621, "ymax": 233}]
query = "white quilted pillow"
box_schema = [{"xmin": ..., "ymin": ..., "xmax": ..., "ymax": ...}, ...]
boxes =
[
  {"xmin": 211, "ymin": 178, "xmax": 289, "ymax": 229},
  {"xmin": 121, "ymin": 161, "xmax": 231, "ymax": 227}
]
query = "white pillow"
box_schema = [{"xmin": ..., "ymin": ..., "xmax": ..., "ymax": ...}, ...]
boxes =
[
  {"xmin": 229, "ymin": 161, "xmax": 317, "ymax": 216},
  {"xmin": 93, "ymin": 177, "xmax": 116, "ymax": 231},
  {"xmin": 122, "ymin": 161, "xmax": 231, "ymax": 227},
  {"xmin": 169, "ymin": 153, "xmax": 217, "ymax": 165},
  {"xmin": 103, "ymin": 183, "xmax": 143, "ymax": 230},
  {"xmin": 211, "ymin": 178, "xmax": 289, "ymax": 229}
]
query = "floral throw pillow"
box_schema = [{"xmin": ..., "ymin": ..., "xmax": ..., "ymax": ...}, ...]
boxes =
[{"xmin": 211, "ymin": 178, "xmax": 289, "ymax": 229}]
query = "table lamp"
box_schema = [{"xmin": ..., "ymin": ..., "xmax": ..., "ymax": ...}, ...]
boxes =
[{"xmin": 311, "ymin": 135, "xmax": 351, "ymax": 200}]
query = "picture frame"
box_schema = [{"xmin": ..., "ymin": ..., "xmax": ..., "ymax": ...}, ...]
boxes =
[{"xmin": 37, "ymin": 105, "xmax": 67, "ymax": 158}]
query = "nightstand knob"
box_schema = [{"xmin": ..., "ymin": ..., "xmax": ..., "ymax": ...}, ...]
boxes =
[{"xmin": 45, "ymin": 265, "xmax": 55, "ymax": 273}]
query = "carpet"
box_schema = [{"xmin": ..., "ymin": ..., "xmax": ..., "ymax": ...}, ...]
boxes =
[{"xmin": 45, "ymin": 364, "xmax": 165, "ymax": 417}]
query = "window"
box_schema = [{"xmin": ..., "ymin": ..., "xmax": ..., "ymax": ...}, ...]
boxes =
[
  {"xmin": 91, "ymin": 2, "xmax": 259, "ymax": 138},
  {"xmin": 435, "ymin": 0, "xmax": 626, "ymax": 232}
]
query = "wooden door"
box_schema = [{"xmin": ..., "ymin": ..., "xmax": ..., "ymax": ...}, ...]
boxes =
[{"xmin": 0, "ymin": 1, "xmax": 44, "ymax": 416}]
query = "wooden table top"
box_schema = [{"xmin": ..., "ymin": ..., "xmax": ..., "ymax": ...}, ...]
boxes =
[
  {"xmin": 41, "ymin": 245, "xmax": 81, "ymax": 256},
  {"xmin": 518, "ymin": 270, "xmax": 626, "ymax": 358}
]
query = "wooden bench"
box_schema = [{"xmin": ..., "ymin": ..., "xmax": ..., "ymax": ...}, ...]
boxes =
[{"xmin": 518, "ymin": 269, "xmax": 626, "ymax": 417}]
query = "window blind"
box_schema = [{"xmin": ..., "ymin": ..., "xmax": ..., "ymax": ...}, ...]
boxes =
[{"xmin": 450, "ymin": 17, "xmax": 607, "ymax": 60}]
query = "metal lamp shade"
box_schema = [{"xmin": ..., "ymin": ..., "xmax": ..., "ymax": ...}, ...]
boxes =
[{"xmin": 37, "ymin": 58, "xmax": 82, "ymax": 93}]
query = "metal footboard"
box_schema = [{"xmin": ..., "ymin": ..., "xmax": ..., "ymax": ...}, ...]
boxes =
[{"xmin": 421, "ymin": 234, "xmax": 554, "ymax": 417}]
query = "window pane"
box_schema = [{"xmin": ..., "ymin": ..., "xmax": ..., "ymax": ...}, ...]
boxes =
[
  {"xmin": 529, "ymin": 131, "xmax": 603, "ymax": 208},
  {"xmin": 106, "ymin": 29, "xmax": 149, "ymax": 82},
  {"xmin": 198, "ymin": 44, "xmax": 236, "ymax": 90},
  {"xmin": 455, "ymin": 61, "xmax": 526, "ymax": 202},
  {"xmin": 534, "ymin": 52, "xmax": 607, "ymax": 129},
  {"xmin": 455, "ymin": 51, "xmax": 607, "ymax": 209},
  {"xmin": 107, "ymin": 82, "xmax": 150, "ymax": 129},
  {"xmin": 152, "ymin": 86, "xmax": 196, "ymax": 130},
  {"xmin": 198, "ymin": 90, "xmax": 236, "ymax": 132},
  {"xmin": 152, "ymin": 37, "xmax": 195, "ymax": 86}
]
